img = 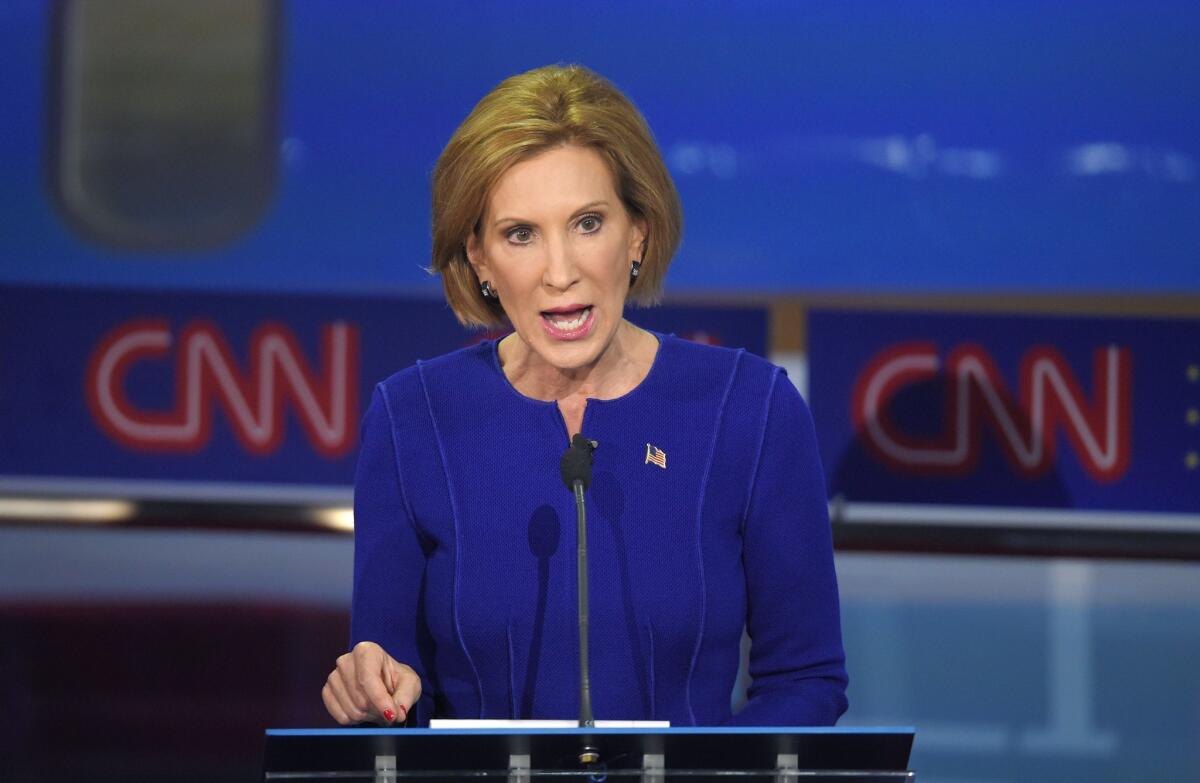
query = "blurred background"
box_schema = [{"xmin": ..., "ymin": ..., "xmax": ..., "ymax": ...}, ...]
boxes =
[{"xmin": 1, "ymin": 1, "xmax": 1198, "ymax": 780}]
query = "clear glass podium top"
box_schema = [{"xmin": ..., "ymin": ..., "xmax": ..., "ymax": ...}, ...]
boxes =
[{"xmin": 262, "ymin": 726, "xmax": 915, "ymax": 782}]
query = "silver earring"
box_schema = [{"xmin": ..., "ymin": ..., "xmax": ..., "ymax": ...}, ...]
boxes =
[
  {"xmin": 480, "ymin": 280, "xmax": 498, "ymax": 300},
  {"xmin": 629, "ymin": 260, "xmax": 642, "ymax": 284}
]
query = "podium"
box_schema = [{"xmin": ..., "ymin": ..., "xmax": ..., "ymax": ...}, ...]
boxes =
[{"xmin": 262, "ymin": 726, "xmax": 915, "ymax": 781}]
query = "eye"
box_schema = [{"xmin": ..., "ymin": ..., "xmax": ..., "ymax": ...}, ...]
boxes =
[
  {"xmin": 577, "ymin": 213, "xmax": 603, "ymax": 234},
  {"xmin": 506, "ymin": 225, "xmax": 534, "ymax": 244}
]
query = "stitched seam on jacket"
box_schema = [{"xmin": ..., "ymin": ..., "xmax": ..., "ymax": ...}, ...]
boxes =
[
  {"xmin": 683, "ymin": 347, "xmax": 744, "ymax": 725},
  {"xmin": 377, "ymin": 381, "xmax": 432, "ymax": 720},
  {"xmin": 507, "ymin": 621, "xmax": 518, "ymax": 719},
  {"xmin": 740, "ymin": 368, "xmax": 782, "ymax": 536},
  {"xmin": 415, "ymin": 360, "xmax": 484, "ymax": 716},
  {"xmin": 646, "ymin": 622, "xmax": 656, "ymax": 720},
  {"xmin": 378, "ymin": 383, "xmax": 421, "ymax": 536}
]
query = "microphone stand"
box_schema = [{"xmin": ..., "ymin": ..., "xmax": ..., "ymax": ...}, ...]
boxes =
[
  {"xmin": 561, "ymin": 433, "xmax": 600, "ymax": 769},
  {"xmin": 571, "ymin": 478, "xmax": 594, "ymax": 729}
]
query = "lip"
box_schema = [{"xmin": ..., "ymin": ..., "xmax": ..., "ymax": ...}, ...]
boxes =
[
  {"xmin": 540, "ymin": 305, "xmax": 595, "ymax": 341},
  {"xmin": 541, "ymin": 303, "xmax": 589, "ymax": 315}
]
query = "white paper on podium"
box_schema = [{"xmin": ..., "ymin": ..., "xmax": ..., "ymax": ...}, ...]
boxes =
[{"xmin": 428, "ymin": 719, "xmax": 671, "ymax": 729}]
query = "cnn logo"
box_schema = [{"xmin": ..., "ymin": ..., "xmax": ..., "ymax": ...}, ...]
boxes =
[{"xmin": 85, "ymin": 319, "xmax": 360, "ymax": 458}]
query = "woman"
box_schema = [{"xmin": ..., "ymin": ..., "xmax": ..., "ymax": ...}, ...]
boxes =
[{"xmin": 322, "ymin": 64, "xmax": 847, "ymax": 727}]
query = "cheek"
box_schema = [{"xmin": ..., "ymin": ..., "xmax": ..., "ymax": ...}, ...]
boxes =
[
  {"xmin": 486, "ymin": 246, "xmax": 529, "ymax": 285},
  {"xmin": 584, "ymin": 247, "xmax": 628, "ymax": 293}
]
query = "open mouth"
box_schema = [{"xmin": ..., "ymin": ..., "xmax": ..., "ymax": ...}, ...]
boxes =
[{"xmin": 541, "ymin": 305, "xmax": 594, "ymax": 339}]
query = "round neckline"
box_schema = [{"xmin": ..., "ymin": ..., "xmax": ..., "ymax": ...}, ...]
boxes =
[{"xmin": 487, "ymin": 329, "xmax": 668, "ymax": 407}]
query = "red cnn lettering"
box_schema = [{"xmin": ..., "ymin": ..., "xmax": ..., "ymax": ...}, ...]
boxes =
[
  {"xmin": 851, "ymin": 343, "xmax": 1132, "ymax": 482},
  {"xmin": 86, "ymin": 320, "xmax": 360, "ymax": 458}
]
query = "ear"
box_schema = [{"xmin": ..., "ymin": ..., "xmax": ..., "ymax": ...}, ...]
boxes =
[
  {"xmin": 628, "ymin": 217, "xmax": 648, "ymax": 261},
  {"xmin": 464, "ymin": 232, "xmax": 489, "ymax": 282}
]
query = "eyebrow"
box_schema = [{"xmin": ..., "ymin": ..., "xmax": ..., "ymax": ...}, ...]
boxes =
[{"xmin": 492, "ymin": 201, "xmax": 610, "ymax": 227}]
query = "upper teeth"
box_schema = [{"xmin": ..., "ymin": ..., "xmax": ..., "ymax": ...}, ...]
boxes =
[{"xmin": 547, "ymin": 308, "xmax": 590, "ymax": 330}]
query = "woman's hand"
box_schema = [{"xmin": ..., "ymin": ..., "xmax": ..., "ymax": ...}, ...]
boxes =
[{"xmin": 322, "ymin": 641, "xmax": 422, "ymax": 725}]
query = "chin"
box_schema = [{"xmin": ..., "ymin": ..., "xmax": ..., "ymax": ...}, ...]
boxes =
[{"xmin": 534, "ymin": 337, "xmax": 604, "ymax": 372}]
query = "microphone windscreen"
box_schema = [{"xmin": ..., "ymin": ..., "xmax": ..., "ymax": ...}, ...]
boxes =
[{"xmin": 560, "ymin": 434, "xmax": 596, "ymax": 490}]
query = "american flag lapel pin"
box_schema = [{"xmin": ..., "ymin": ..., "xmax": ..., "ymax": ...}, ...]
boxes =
[{"xmin": 645, "ymin": 443, "xmax": 667, "ymax": 469}]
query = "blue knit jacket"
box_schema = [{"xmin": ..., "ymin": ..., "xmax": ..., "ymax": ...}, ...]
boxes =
[{"xmin": 351, "ymin": 333, "xmax": 848, "ymax": 726}]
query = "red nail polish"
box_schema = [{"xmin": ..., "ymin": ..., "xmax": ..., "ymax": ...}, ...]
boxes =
[
  {"xmin": 397, "ymin": 705, "xmax": 407, "ymax": 721},
  {"xmin": 383, "ymin": 709, "xmax": 395, "ymax": 722}
]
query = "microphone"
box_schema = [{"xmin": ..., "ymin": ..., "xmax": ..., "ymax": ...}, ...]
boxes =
[
  {"xmin": 560, "ymin": 433, "xmax": 596, "ymax": 491},
  {"xmin": 560, "ymin": 433, "xmax": 597, "ymax": 729}
]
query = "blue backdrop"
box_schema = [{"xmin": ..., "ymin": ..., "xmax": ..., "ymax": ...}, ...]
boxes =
[{"xmin": 1, "ymin": 1, "xmax": 1197, "ymax": 294}]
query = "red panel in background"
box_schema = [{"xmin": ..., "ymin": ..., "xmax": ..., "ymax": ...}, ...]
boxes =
[{"xmin": 0, "ymin": 601, "xmax": 348, "ymax": 783}]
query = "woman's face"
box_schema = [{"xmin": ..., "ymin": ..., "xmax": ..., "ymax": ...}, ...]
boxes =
[{"xmin": 467, "ymin": 144, "xmax": 646, "ymax": 372}]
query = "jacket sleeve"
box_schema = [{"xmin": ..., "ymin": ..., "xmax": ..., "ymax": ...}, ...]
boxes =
[
  {"xmin": 350, "ymin": 384, "xmax": 437, "ymax": 725},
  {"xmin": 726, "ymin": 370, "xmax": 849, "ymax": 726}
]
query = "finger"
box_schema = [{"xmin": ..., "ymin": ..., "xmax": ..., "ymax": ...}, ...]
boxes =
[
  {"xmin": 334, "ymin": 654, "xmax": 371, "ymax": 713},
  {"xmin": 388, "ymin": 662, "xmax": 423, "ymax": 722},
  {"xmin": 322, "ymin": 681, "xmax": 355, "ymax": 726},
  {"xmin": 327, "ymin": 671, "xmax": 368, "ymax": 723},
  {"xmin": 355, "ymin": 646, "xmax": 400, "ymax": 722}
]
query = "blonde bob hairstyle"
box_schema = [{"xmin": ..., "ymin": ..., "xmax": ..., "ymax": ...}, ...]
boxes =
[{"xmin": 431, "ymin": 64, "xmax": 683, "ymax": 327}]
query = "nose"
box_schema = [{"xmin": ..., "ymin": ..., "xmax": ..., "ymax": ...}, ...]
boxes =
[{"xmin": 541, "ymin": 233, "xmax": 580, "ymax": 292}]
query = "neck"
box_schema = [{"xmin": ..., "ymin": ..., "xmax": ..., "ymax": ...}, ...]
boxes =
[{"xmin": 499, "ymin": 320, "xmax": 656, "ymax": 402}]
